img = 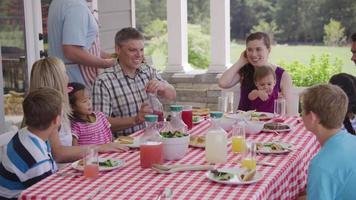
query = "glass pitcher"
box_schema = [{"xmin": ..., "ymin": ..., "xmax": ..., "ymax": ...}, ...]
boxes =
[{"xmin": 205, "ymin": 111, "xmax": 228, "ymax": 164}]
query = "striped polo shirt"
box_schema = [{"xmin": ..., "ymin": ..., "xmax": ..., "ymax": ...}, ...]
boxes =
[
  {"xmin": 71, "ymin": 111, "xmax": 113, "ymax": 145},
  {"xmin": 92, "ymin": 61, "xmax": 167, "ymax": 136},
  {"xmin": 0, "ymin": 128, "xmax": 57, "ymax": 199}
]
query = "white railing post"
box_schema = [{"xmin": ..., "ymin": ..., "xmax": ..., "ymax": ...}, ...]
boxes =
[
  {"xmin": 165, "ymin": 0, "xmax": 190, "ymax": 72},
  {"xmin": 207, "ymin": 0, "xmax": 230, "ymax": 73}
]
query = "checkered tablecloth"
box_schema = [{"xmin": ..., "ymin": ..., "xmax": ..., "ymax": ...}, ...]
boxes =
[{"xmin": 20, "ymin": 117, "xmax": 319, "ymax": 200}]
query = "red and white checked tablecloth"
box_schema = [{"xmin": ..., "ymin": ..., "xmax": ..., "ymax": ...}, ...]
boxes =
[{"xmin": 20, "ymin": 117, "xmax": 320, "ymax": 200}]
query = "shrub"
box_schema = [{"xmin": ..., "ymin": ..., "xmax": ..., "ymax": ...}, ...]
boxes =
[
  {"xmin": 281, "ymin": 53, "xmax": 343, "ymax": 87},
  {"xmin": 323, "ymin": 19, "xmax": 346, "ymax": 46}
]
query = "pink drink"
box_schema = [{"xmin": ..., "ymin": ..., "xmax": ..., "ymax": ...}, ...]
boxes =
[
  {"xmin": 182, "ymin": 110, "xmax": 193, "ymax": 130},
  {"xmin": 84, "ymin": 164, "xmax": 99, "ymax": 178},
  {"xmin": 153, "ymin": 110, "xmax": 164, "ymax": 122},
  {"xmin": 140, "ymin": 142, "xmax": 164, "ymax": 168}
]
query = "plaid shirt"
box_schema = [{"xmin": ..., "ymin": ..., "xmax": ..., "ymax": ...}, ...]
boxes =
[{"xmin": 92, "ymin": 61, "xmax": 167, "ymax": 136}]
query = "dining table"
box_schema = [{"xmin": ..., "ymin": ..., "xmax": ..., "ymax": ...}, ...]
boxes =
[{"xmin": 20, "ymin": 116, "xmax": 320, "ymax": 200}]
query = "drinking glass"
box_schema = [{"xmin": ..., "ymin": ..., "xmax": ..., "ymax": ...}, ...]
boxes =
[
  {"xmin": 241, "ymin": 142, "xmax": 256, "ymax": 170},
  {"xmin": 83, "ymin": 147, "xmax": 99, "ymax": 178},
  {"xmin": 182, "ymin": 105, "xmax": 193, "ymax": 130},
  {"xmin": 218, "ymin": 96, "xmax": 227, "ymax": 113},
  {"xmin": 274, "ymin": 98, "xmax": 286, "ymax": 118},
  {"xmin": 231, "ymin": 123, "xmax": 246, "ymax": 153}
]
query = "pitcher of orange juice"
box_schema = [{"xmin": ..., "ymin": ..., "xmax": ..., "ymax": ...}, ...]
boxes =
[{"xmin": 241, "ymin": 142, "xmax": 257, "ymax": 170}]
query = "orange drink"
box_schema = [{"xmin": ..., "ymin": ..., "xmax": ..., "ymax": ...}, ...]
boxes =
[
  {"xmin": 140, "ymin": 141, "xmax": 164, "ymax": 168},
  {"xmin": 84, "ymin": 164, "xmax": 99, "ymax": 178},
  {"xmin": 241, "ymin": 158, "xmax": 256, "ymax": 170},
  {"xmin": 232, "ymin": 136, "xmax": 246, "ymax": 153}
]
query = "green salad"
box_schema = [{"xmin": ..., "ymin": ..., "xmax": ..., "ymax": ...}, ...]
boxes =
[
  {"xmin": 160, "ymin": 131, "xmax": 188, "ymax": 138},
  {"xmin": 99, "ymin": 159, "xmax": 118, "ymax": 167},
  {"xmin": 210, "ymin": 170, "xmax": 233, "ymax": 181}
]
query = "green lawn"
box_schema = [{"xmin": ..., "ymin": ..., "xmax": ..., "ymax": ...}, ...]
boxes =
[
  {"xmin": 150, "ymin": 42, "xmax": 354, "ymax": 75},
  {"xmin": 231, "ymin": 43, "xmax": 355, "ymax": 75}
]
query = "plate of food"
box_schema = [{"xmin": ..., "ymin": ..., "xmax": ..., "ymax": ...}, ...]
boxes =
[
  {"xmin": 115, "ymin": 136, "xmax": 140, "ymax": 148},
  {"xmin": 189, "ymin": 135, "xmax": 205, "ymax": 148},
  {"xmin": 192, "ymin": 108, "xmax": 210, "ymax": 117},
  {"xmin": 262, "ymin": 122, "xmax": 291, "ymax": 132},
  {"xmin": 71, "ymin": 158, "xmax": 125, "ymax": 171},
  {"xmin": 206, "ymin": 168, "xmax": 263, "ymax": 185},
  {"xmin": 193, "ymin": 116, "xmax": 204, "ymax": 124},
  {"xmin": 225, "ymin": 110, "xmax": 254, "ymax": 120},
  {"xmin": 251, "ymin": 112, "xmax": 274, "ymax": 120},
  {"xmin": 256, "ymin": 142, "xmax": 293, "ymax": 154}
]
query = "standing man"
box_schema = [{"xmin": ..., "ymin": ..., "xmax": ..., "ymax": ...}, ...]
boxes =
[
  {"xmin": 351, "ymin": 32, "xmax": 356, "ymax": 65},
  {"xmin": 47, "ymin": 0, "xmax": 115, "ymax": 88},
  {"xmin": 92, "ymin": 27, "xmax": 176, "ymax": 137}
]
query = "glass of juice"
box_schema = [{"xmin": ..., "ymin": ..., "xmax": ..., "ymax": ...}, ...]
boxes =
[
  {"xmin": 182, "ymin": 105, "xmax": 193, "ymax": 130},
  {"xmin": 83, "ymin": 147, "xmax": 99, "ymax": 178},
  {"xmin": 241, "ymin": 142, "xmax": 257, "ymax": 170},
  {"xmin": 231, "ymin": 123, "xmax": 246, "ymax": 153}
]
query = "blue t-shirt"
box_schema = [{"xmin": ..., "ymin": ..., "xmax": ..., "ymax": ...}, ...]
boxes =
[
  {"xmin": 307, "ymin": 130, "xmax": 356, "ymax": 200},
  {"xmin": 47, "ymin": 0, "xmax": 98, "ymax": 84}
]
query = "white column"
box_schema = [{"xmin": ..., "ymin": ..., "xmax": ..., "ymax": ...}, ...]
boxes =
[
  {"xmin": 0, "ymin": 46, "xmax": 5, "ymax": 131},
  {"xmin": 207, "ymin": 0, "xmax": 230, "ymax": 73},
  {"xmin": 165, "ymin": 0, "xmax": 190, "ymax": 72}
]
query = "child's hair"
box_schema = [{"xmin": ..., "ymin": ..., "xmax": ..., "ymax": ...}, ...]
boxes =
[
  {"xmin": 23, "ymin": 87, "xmax": 62, "ymax": 130},
  {"xmin": 253, "ymin": 66, "xmax": 276, "ymax": 83},
  {"xmin": 68, "ymin": 82, "xmax": 87, "ymax": 107},
  {"xmin": 301, "ymin": 84, "xmax": 348, "ymax": 129},
  {"xmin": 329, "ymin": 73, "xmax": 356, "ymax": 134}
]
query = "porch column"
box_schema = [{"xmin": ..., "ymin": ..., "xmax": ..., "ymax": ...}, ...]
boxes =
[
  {"xmin": 165, "ymin": 0, "xmax": 190, "ymax": 72},
  {"xmin": 207, "ymin": 0, "xmax": 230, "ymax": 73}
]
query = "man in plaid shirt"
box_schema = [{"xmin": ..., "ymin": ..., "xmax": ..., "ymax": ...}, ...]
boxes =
[{"xmin": 92, "ymin": 28, "xmax": 176, "ymax": 137}]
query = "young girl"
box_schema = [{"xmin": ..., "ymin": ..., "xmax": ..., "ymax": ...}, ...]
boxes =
[
  {"xmin": 68, "ymin": 82, "xmax": 113, "ymax": 145},
  {"xmin": 248, "ymin": 66, "xmax": 279, "ymax": 113}
]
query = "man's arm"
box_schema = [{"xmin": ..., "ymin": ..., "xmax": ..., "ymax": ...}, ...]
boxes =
[{"xmin": 63, "ymin": 45, "xmax": 115, "ymax": 68}]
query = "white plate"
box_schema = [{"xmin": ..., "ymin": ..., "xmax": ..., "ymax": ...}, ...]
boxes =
[
  {"xmin": 262, "ymin": 122, "xmax": 291, "ymax": 132},
  {"xmin": 189, "ymin": 136, "xmax": 205, "ymax": 148},
  {"xmin": 251, "ymin": 112, "xmax": 274, "ymax": 120},
  {"xmin": 225, "ymin": 113, "xmax": 250, "ymax": 120},
  {"xmin": 193, "ymin": 116, "xmax": 204, "ymax": 124},
  {"xmin": 206, "ymin": 168, "xmax": 263, "ymax": 185},
  {"xmin": 115, "ymin": 136, "xmax": 141, "ymax": 148},
  {"xmin": 71, "ymin": 157, "xmax": 125, "ymax": 171},
  {"xmin": 256, "ymin": 142, "xmax": 293, "ymax": 154}
]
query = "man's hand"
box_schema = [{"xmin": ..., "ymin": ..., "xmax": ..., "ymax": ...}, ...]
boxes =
[
  {"xmin": 145, "ymin": 80, "xmax": 164, "ymax": 94},
  {"xmin": 135, "ymin": 103, "xmax": 152, "ymax": 124},
  {"xmin": 97, "ymin": 142, "xmax": 129, "ymax": 153}
]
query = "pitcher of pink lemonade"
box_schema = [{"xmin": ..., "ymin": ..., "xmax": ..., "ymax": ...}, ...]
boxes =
[{"xmin": 140, "ymin": 115, "xmax": 164, "ymax": 168}]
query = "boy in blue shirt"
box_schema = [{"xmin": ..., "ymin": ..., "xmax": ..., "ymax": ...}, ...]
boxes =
[
  {"xmin": 0, "ymin": 88, "xmax": 62, "ymax": 199},
  {"xmin": 300, "ymin": 84, "xmax": 356, "ymax": 200}
]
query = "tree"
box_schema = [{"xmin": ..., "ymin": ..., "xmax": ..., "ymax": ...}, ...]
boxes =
[
  {"xmin": 251, "ymin": 20, "xmax": 280, "ymax": 44},
  {"xmin": 323, "ymin": 19, "xmax": 346, "ymax": 46}
]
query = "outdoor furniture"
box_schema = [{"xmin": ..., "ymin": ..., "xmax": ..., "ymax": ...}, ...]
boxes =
[{"xmin": 20, "ymin": 117, "xmax": 319, "ymax": 200}]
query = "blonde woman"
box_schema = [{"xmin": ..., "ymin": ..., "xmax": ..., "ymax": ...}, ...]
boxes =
[{"xmin": 28, "ymin": 57, "xmax": 127, "ymax": 163}]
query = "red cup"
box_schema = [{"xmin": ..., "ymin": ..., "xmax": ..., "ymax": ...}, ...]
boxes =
[{"xmin": 182, "ymin": 106, "xmax": 193, "ymax": 130}]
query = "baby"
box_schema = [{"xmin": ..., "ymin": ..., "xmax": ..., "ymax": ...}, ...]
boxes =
[
  {"xmin": 248, "ymin": 66, "xmax": 279, "ymax": 113},
  {"xmin": 68, "ymin": 82, "xmax": 113, "ymax": 145}
]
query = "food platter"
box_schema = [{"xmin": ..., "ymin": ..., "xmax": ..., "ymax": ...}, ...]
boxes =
[
  {"xmin": 71, "ymin": 158, "xmax": 125, "ymax": 171},
  {"xmin": 256, "ymin": 142, "xmax": 293, "ymax": 154},
  {"xmin": 206, "ymin": 168, "xmax": 263, "ymax": 185},
  {"xmin": 262, "ymin": 122, "xmax": 291, "ymax": 132},
  {"xmin": 115, "ymin": 136, "xmax": 140, "ymax": 148},
  {"xmin": 251, "ymin": 112, "xmax": 274, "ymax": 120},
  {"xmin": 189, "ymin": 135, "xmax": 205, "ymax": 148}
]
